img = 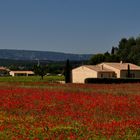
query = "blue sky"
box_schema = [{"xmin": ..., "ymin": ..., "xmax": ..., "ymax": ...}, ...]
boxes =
[{"xmin": 0, "ymin": 0, "xmax": 140, "ymax": 54}]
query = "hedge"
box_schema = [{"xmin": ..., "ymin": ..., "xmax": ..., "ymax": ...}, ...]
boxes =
[{"xmin": 85, "ymin": 78, "xmax": 140, "ymax": 84}]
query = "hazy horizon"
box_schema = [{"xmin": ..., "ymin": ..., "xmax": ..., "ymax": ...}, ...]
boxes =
[{"xmin": 0, "ymin": 48, "xmax": 93, "ymax": 55}]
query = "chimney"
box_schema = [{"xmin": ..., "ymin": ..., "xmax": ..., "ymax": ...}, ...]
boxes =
[
  {"xmin": 120, "ymin": 61, "xmax": 123, "ymax": 64},
  {"xmin": 101, "ymin": 65, "xmax": 103, "ymax": 70}
]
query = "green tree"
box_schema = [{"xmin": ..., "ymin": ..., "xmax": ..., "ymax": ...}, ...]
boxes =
[
  {"xmin": 104, "ymin": 52, "xmax": 120, "ymax": 62},
  {"xmin": 88, "ymin": 35, "xmax": 140, "ymax": 66},
  {"xmin": 89, "ymin": 53, "xmax": 120, "ymax": 65},
  {"xmin": 127, "ymin": 45, "xmax": 140, "ymax": 65},
  {"xmin": 117, "ymin": 37, "xmax": 136, "ymax": 62},
  {"xmin": 111, "ymin": 47, "xmax": 118, "ymax": 55},
  {"xmin": 136, "ymin": 36, "xmax": 140, "ymax": 45},
  {"xmin": 111, "ymin": 47, "xmax": 115, "ymax": 55},
  {"xmin": 117, "ymin": 38, "xmax": 128, "ymax": 62},
  {"xmin": 89, "ymin": 54, "xmax": 105, "ymax": 65},
  {"xmin": 33, "ymin": 65, "xmax": 47, "ymax": 80}
]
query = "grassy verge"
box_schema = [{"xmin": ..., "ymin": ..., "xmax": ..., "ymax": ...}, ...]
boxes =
[{"xmin": 0, "ymin": 75, "xmax": 64, "ymax": 82}]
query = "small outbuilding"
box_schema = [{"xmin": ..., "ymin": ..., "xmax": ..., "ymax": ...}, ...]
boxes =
[
  {"xmin": 0, "ymin": 67, "xmax": 10, "ymax": 76},
  {"xmin": 9, "ymin": 71, "xmax": 34, "ymax": 77}
]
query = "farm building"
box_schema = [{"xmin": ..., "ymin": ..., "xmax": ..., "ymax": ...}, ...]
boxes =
[
  {"xmin": 9, "ymin": 71, "xmax": 34, "ymax": 77},
  {"xmin": 0, "ymin": 67, "xmax": 10, "ymax": 76},
  {"xmin": 72, "ymin": 62, "xmax": 140, "ymax": 83}
]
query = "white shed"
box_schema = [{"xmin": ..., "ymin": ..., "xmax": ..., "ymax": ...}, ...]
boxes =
[{"xmin": 9, "ymin": 71, "xmax": 34, "ymax": 77}]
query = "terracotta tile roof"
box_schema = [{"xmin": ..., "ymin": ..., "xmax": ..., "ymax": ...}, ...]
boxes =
[
  {"xmin": 84, "ymin": 65, "xmax": 114, "ymax": 72},
  {"xmin": 0, "ymin": 67, "xmax": 10, "ymax": 71},
  {"xmin": 100, "ymin": 62, "xmax": 140, "ymax": 70}
]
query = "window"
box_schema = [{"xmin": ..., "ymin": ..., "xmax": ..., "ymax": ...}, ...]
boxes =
[
  {"xmin": 130, "ymin": 73, "xmax": 135, "ymax": 78},
  {"xmin": 101, "ymin": 73, "xmax": 103, "ymax": 78},
  {"xmin": 126, "ymin": 73, "xmax": 135, "ymax": 78},
  {"xmin": 112, "ymin": 73, "xmax": 117, "ymax": 78}
]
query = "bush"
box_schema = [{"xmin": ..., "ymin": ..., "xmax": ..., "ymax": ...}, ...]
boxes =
[{"xmin": 85, "ymin": 78, "xmax": 140, "ymax": 84}]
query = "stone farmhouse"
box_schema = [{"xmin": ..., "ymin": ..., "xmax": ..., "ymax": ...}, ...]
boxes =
[{"xmin": 72, "ymin": 62, "xmax": 140, "ymax": 83}]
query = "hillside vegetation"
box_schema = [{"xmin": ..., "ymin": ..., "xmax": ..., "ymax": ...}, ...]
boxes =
[{"xmin": 0, "ymin": 49, "xmax": 91, "ymax": 61}]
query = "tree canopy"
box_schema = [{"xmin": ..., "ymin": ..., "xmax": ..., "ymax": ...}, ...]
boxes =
[
  {"xmin": 89, "ymin": 35, "xmax": 140, "ymax": 65},
  {"xmin": 33, "ymin": 65, "xmax": 48, "ymax": 80},
  {"xmin": 89, "ymin": 52, "xmax": 119, "ymax": 65}
]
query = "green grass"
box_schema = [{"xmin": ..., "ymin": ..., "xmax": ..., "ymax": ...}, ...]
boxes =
[{"xmin": 0, "ymin": 75, "xmax": 64, "ymax": 82}]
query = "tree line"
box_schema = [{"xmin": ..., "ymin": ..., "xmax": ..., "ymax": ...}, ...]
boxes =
[
  {"xmin": 34, "ymin": 35, "xmax": 140, "ymax": 81},
  {"xmin": 34, "ymin": 59, "xmax": 72, "ymax": 83},
  {"xmin": 89, "ymin": 35, "xmax": 140, "ymax": 65}
]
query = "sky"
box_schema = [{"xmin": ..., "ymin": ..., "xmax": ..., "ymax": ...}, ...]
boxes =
[{"xmin": 0, "ymin": 0, "xmax": 140, "ymax": 54}]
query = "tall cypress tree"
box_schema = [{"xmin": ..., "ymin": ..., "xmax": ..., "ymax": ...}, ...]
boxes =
[
  {"xmin": 127, "ymin": 64, "xmax": 131, "ymax": 78},
  {"xmin": 111, "ymin": 47, "xmax": 115, "ymax": 55},
  {"xmin": 65, "ymin": 59, "xmax": 71, "ymax": 83}
]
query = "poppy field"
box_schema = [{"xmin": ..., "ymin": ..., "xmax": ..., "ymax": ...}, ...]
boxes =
[{"xmin": 0, "ymin": 82, "xmax": 140, "ymax": 140}]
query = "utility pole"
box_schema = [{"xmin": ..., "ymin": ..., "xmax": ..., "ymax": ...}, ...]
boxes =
[{"xmin": 36, "ymin": 58, "xmax": 40, "ymax": 66}]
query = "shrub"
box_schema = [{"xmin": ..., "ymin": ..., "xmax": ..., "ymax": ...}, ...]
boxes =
[{"xmin": 85, "ymin": 78, "xmax": 140, "ymax": 84}]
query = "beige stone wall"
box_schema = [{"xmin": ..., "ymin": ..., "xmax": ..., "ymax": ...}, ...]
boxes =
[
  {"xmin": 9, "ymin": 71, "xmax": 14, "ymax": 76},
  {"xmin": 72, "ymin": 66, "xmax": 97, "ymax": 83},
  {"xmin": 98, "ymin": 72, "xmax": 115, "ymax": 78}
]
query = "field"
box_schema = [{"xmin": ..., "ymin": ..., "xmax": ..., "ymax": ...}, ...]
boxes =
[
  {"xmin": 0, "ymin": 77, "xmax": 140, "ymax": 139},
  {"xmin": 0, "ymin": 76, "xmax": 64, "ymax": 82}
]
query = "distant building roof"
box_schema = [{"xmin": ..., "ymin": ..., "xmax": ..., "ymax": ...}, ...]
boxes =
[
  {"xmin": 0, "ymin": 67, "xmax": 10, "ymax": 71},
  {"xmin": 100, "ymin": 62, "xmax": 140, "ymax": 70},
  {"xmin": 10, "ymin": 71, "xmax": 34, "ymax": 74}
]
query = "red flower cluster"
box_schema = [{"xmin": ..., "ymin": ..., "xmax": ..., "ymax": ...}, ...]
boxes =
[{"xmin": 0, "ymin": 83, "xmax": 139, "ymax": 139}]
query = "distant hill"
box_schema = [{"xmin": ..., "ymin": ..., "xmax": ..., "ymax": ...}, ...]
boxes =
[{"xmin": 0, "ymin": 49, "xmax": 92, "ymax": 61}]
